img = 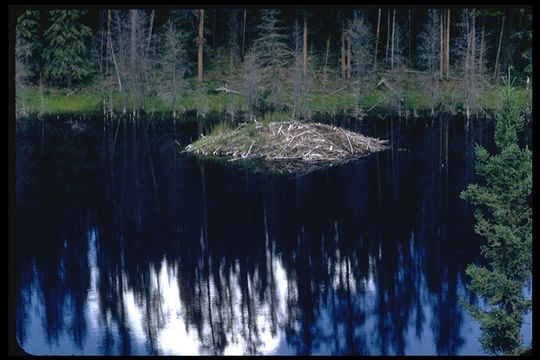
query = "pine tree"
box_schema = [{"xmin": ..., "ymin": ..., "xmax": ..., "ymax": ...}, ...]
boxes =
[
  {"xmin": 15, "ymin": 31, "xmax": 29, "ymax": 118},
  {"xmin": 460, "ymin": 77, "xmax": 532, "ymax": 355},
  {"xmin": 43, "ymin": 10, "xmax": 92, "ymax": 86},
  {"xmin": 16, "ymin": 10, "xmax": 42, "ymax": 83},
  {"xmin": 252, "ymin": 9, "xmax": 290, "ymax": 109}
]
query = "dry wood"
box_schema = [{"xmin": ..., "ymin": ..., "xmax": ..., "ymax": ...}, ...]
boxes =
[{"xmin": 184, "ymin": 121, "xmax": 389, "ymax": 174}]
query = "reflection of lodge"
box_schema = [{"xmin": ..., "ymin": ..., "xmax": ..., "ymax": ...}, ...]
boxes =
[{"xmin": 16, "ymin": 118, "xmax": 483, "ymax": 355}]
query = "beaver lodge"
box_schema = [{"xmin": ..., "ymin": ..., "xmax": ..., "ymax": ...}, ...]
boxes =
[{"xmin": 183, "ymin": 121, "xmax": 389, "ymax": 174}]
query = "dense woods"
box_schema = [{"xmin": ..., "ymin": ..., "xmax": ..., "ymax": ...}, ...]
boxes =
[{"xmin": 14, "ymin": 7, "xmax": 532, "ymax": 119}]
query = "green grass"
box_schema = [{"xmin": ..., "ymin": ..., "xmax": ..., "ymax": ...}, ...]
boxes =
[
  {"xmin": 404, "ymin": 90, "xmax": 433, "ymax": 111},
  {"xmin": 21, "ymin": 87, "xmax": 107, "ymax": 115},
  {"xmin": 189, "ymin": 121, "xmax": 265, "ymax": 155},
  {"xmin": 17, "ymin": 72, "xmax": 531, "ymax": 120},
  {"xmin": 259, "ymin": 111, "xmax": 290, "ymax": 123},
  {"xmin": 361, "ymin": 90, "xmax": 389, "ymax": 111}
]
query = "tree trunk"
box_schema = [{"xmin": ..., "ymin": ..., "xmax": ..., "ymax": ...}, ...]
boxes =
[
  {"xmin": 198, "ymin": 9, "xmax": 205, "ymax": 83},
  {"xmin": 147, "ymin": 9, "xmax": 155, "ymax": 50},
  {"xmin": 323, "ymin": 36, "xmax": 330, "ymax": 92},
  {"xmin": 212, "ymin": 9, "xmax": 216, "ymax": 50},
  {"xmin": 465, "ymin": 11, "xmax": 470, "ymax": 78},
  {"xmin": 99, "ymin": 12, "xmax": 105, "ymax": 80},
  {"xmin": 386, "ymin": 9, "xmax": 390, "ymax": 66},
  {"xmin": 303, "ymin": 16, "xmax": 308, "ymax": 76},
  {"xmin": 341, "ymin": 30, "xmax": 346, "ymax": 79},
  {"xmin": 373, "ymin": 8, "xmax": 381, "ymax": 72},
  {"xmin": 440, "ymin": 10, "xmax": 444, "ymax": 79},
  {"xmin": 408, "ymin": 9, "xmax": 412, "ymax": 66},
  {"xmin": 130, "ymin": 9, "xmax": 137, "ymax": 71},
  {"xmin": 108, "ymin": 10, "xmax": 122, "ymax": 92},
  {"xmin": 346, "ymin": 31, "xmax": 351, "ymax": 80},
  {"xmin": 479, "ymin": 19, "xmax": 485, "ymax": 77},
  {"xmin": 471, "ymin": 13, "xmax": 476, "ymax": 77},
  {"xmin": 391, "ymin": 9, "xmax": 395, "ymax": 70},
  {"xmin": 494, "ymin": 12, "xmax": 505, "ymax": 79},
  {"xmin": 241, "ymin": 9, "xmax": 246, "ymax": 62},
  {"xmin": 445, "ymin": 9, "xmax": 450, "ymax": 78}
]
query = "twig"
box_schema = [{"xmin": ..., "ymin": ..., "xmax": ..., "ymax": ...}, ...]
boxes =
[
  {"xmin": 338, "ymin": 128, "xmax": 354, "ymax": 153},
  {"xmin": 366, "ymin": 96, "xmax": 390, "ymax": 112},
  {"xmin": 244, "ymin": 140, "xmax": 255, "ymax": 157}
]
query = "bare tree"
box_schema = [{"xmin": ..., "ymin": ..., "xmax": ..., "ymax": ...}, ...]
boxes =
[
  {"xmin": 418, "ymin": 9, "xmax": 441, "ymax": 76},
  {"xmin": 455, "ymin": 9, "xmax": 487, "ymax": 116},
  {"xmin": 321, "ymin": 36, "xmax": 331, "ymax": 93},
  {"xmin": 103, "ymin": 9, "xmax": 157, "ymax": 115},
  {"xmin": 373, "ymin": 8, "xmax": 381, "ymax": 72},
  {"xmin": 241, "ymin": 50, "xmax": 262, "ymax": 120},
  {"xmin": 291, "ymin": 19, "xmax": 313, "ymax": 120},
  {"xmin": 390, "ymin": 9, "xmax": 395, "ymax": 69},
  {"xmin": 408, "ymin": 9, "xmax": 412, "ymax": 66},
  {"xmin": 348, "ymin": 11, "xmax": 374, "ymax": 117},
  {"xmin": 130, "ymin": 10, "xmax": 137, "ymax": 71},
  {"xmin": 385, "ymin": 9, "xmax": 390, "ymax": 66},
  {"xmin": 493, "ymin": 11, "xmax": 505, "ymax": 80},
  {"xmin": 228, "ymin": 10, "xmax": 241, "ymax": 71},
  {"xmin": 417, "ymin": 9, "xmax": 443, "ymax": 114},
  {"xmin": 303, "ymin": 16, "xmax": 308, "ymax": 76},
  {"xmin": 341, "ymin": 29, "xmax": 346, "ymax": 79},
  {"xmin": 390, "ymin": 19, "xmax": 405, "ymax": 70},
  {"xmin": 160, "ymin": 19, "xmax": 187, "ymax": 118},
  {"xmin": 225, "ymin": 10, "xmax": 242, "ymax": 121},
  {"xmin": 445, "ymin": 9, "xmax": 451, "ymax": 78},
  {"xmin": 241, "ymin": 9, "xmax": 247, "ymax": 62},
  {"xmin": 348, "ymin": 12, "xmax": 374, "ymax": 78}
]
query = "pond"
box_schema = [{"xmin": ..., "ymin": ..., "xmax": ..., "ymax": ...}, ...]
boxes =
[{"xmin": 14, "ymin": 114, "xmax": 532, "ymax": 355}]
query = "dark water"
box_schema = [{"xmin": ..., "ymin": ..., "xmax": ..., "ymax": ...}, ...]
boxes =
[{"xmin": 15, "ymin": 115, "xmax": 532, "ymax": 355}]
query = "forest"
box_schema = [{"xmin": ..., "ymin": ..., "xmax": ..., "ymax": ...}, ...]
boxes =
[
  {"xmin": 12, "ymin": 6, "xmax": 532, "ymax": 356},
  {"xmin": 14, "ymin": 7, "xmax": 532, "ymax": 120}
]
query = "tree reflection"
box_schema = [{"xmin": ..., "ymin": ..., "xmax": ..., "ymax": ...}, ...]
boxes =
[{"xmin": 16, "ymin": 116, "xmax": 497, "ymax": 355}]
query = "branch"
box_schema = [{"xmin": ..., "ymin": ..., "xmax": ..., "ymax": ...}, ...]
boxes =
[
  {"xmin": 366, "ymin": 96, "xmax": 390, "ymax": 112},
  {"xmin": 215, "ymin": 86, "xmax": 245, "ymax": 96}
]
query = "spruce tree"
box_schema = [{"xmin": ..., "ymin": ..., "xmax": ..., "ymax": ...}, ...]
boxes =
[
  {"xmin": 460, "ymin": 78, "xmax": 532, "ymax": 355},
  {"xmin": 16, "ymin": 10, "xmax": 42, "ymax": 83},
  {"xmin": 252, "ymin": 9, "xmax": 290, "ymax": 109},
  {"xmin": 43, "ymin": 10, "xmax": 92, "ymax": 86}
]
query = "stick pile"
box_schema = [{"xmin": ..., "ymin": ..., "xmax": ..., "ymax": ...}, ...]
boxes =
[{"xmin": 184, "ymin": 121, "xmax": 389, "ymax": 172}]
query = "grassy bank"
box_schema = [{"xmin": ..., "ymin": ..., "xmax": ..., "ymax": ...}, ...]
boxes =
[{"xmin": 16, "ymin": 71, "xmax": 531, "ymax": 120}]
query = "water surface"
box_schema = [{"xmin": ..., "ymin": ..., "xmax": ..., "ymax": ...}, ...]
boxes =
[{"xmin": 15, "ymin": 115, "xmax": 532, "ymax": 355}]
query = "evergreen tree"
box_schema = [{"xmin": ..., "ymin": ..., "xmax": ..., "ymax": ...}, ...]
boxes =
[
  {"xmin": 43, "ymin": 10, "xmax": 92, "ymax": 86},
  {"xmin": 252, "ymin": 9, "xmax": 291, "ymax": 109},
  {"xmin": 15, "ymin": 31, "xmax": 29, "ymax": 118},
  {"xmin": 16, "ymin": 10, "xmax": 42, "ymax": 83},
  {"xmin": 460, "ymin": 76, "xmax": 532, "ymax": 355}
]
